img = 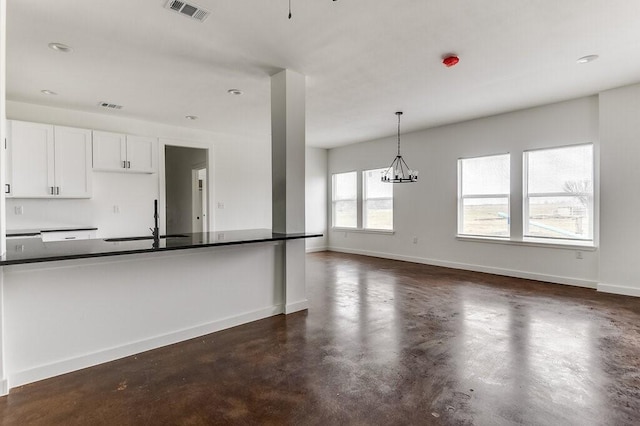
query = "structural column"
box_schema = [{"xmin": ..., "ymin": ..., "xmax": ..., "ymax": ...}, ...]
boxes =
[{"xmin": 271, "ymin": 69, "xmax": 307, "ymax": 314}]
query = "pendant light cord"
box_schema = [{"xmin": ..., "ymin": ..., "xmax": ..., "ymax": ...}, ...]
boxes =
[
  {"xmin": 397, "ymin": 112, "xmax": 402, "ymax": 156},
  {"xmin": 289, "ymin": 0, "xmax": 292, "ymax": 19}
]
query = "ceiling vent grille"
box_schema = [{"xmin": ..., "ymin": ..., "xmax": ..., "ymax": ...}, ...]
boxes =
[
  {"xmin": 164, "ymin": 0, "xmax": 211, "ymax": 22},
  {"xmin": 98, "ymin": 102, "xmax": 123, "ymax": 110}
]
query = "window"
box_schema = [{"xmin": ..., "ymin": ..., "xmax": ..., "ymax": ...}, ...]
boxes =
[
  {"xmin": 458, "ymin": 154, "xmax": 510, "ymax": 237},
  {"xmin": 524, "ymin": 144, "xmax": 593, "ymax": 241},
  {"xmin": 363, "ymin": 168, "xmax": 393, "ymax": 230},
  {"xmin": 332, "ymin": 171, "xmax": 357, "ymax": 228}
]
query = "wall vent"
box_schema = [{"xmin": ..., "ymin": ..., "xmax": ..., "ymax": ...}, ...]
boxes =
[
  {"xmin": 98, "ymin": 102, "xmax": 123, "ymax": 110},
  {"xmin": 164, "ymin": 0, "xmax": 211, "ymax": 22}
]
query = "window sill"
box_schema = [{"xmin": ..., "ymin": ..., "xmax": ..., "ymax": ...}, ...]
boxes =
[
  {"xmin": 456, "ymin": 235, "xmax": 597, "ymax": 251},
  {"xmin": 332, "ymin": 227, "xmax": 395, "ymax": 235}
]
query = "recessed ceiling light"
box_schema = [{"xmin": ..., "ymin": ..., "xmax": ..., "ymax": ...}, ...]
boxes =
[
  {"xmin": 48, "ymin": 42, "xmax": 73, "ymax": 53},
  {"xmin": 577, "ymin": 54, "xmax": 599, "ymax": 64},
  {"xmin": 185, "ymin": 115, "xmax": 199, "ymax": 120},
  {"xmin": 41, "ymin": 89, "xmax": 58, "ymax": 95},
  {"xmin": 227, "ymin": 89, "xmax": 243, "ymax": 96}
]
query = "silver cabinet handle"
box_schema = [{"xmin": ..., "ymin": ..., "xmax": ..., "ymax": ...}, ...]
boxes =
[
  {"xmin": 56, "ymin": 187, "xmax": 60, "ymax": 195},
  {"xmin": 127, "ymin": 161, "xmax": 131, "ymax": 169},
  {"xmin": 122, "ymin": 160, "xmax": 126, "ymax": 168},
  {"xmin": 4, "ymin": 183, "xmax": 10, "ymax": 194},
  {"xmin": 50, "ymin": 186, "xmax": 54, "ymax": 195}
]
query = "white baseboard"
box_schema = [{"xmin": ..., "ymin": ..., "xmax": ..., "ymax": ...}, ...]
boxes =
[
  {"xmin": 328, "ymin": 246, "xmax": 597, "ymax": 289},
  {"xmin": 285, "ymin": 299, "xmax": 309, "ymax": 314},
  {"xmin": 597, "ymin": 283, "xmax": 640, "ymax": 298},
  {"xmin": 0, "ymin": 379, "xmax": 8, "ymax": 396},
  {"xmin": 306, "ymin": 246, "xmax": 327, "ymax": 253},
  {"xmin": 8, "ymin": 304, "xmax": 284, "ymax": 390}
]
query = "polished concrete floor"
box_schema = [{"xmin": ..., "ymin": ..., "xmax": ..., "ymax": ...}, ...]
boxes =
[{"xmin": 1, "ymin": 252, "xmax": 639, "ymax": 425}]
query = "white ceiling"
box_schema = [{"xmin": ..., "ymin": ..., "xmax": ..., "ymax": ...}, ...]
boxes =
[{"xmin": 6, "ymin": 0, "xmax": 640, "ymax": 148}]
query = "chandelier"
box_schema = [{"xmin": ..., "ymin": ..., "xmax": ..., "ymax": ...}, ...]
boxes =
[{"xmin": 381, "ymin": 112, "xmax": 419, "ymax": 183}]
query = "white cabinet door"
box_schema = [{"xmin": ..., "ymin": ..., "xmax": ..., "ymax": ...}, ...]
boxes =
[
  {"xmin": 8, "ymin": 120, "xmax": 55, "ymax": 198},
  {"xmin": 54, "ymin": 126, "xmax": 93, "ymax": 198},
  {"xmin": 92, "ymin": 131, "xmax": 126, "ymax": 171},
  {"xmin": 126, "ymin": 135, "xmax": 157, "ymax": 173}
]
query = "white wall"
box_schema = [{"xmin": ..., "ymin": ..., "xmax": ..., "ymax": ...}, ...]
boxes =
[
  {"xmin": 5, "ymin": 101, "xmax": 272, "ymax": 235},
  {"xmin": 328, "ymin": 97, "xmax": 600, "ymax": 288},
  {"xmin": 305, "ymin": 147, "xmax": 327, "ymax": 251},
  {"xmin": 598, "ymin": 83, "xmax": 640, "ymax": 297}
]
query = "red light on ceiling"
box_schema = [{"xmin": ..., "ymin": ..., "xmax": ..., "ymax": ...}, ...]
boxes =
[{"xmin": 442, "ymin": 55, "xmax": 459, "ymax": 68}]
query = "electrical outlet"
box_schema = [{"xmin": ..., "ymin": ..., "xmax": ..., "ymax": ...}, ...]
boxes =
[
  {"xmin": 413, "ymin": 236, "xmax": 418, "ymax": 244},
  {"xmin": 575, "ymin": 251, "xmax": 583, "ymax": 260},
  {"xmin": 14, "ymin": 206, "xmax": 23, "ymax": 215},
  {"xmin": 113, "ymin": 205, "xmax": 120, "ymax": 214},
  {"xmin": 217, "ymin": 202, "xmax": 225, "ymax": 209}
]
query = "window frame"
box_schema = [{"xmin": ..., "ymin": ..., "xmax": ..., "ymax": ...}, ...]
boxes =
[
  {"xmin": 457, "ymin": 153, "xmax": 511, "ymax": 238},
  {"xmin": 523, "ymin": 143, "xmax": 594, "ymax": 242},
  {"xmin": 362, "ymin": 168, "xmax": 394, "ymax": 231}
]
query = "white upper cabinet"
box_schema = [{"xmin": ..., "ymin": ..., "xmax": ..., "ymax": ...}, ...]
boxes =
[
  {"xmin": 7, "ymin": 120, "xmax": 92, "ymax": 198},
  {"xmin": 93, "ymin": 131, "xmax": 157, "ymax": 173}
]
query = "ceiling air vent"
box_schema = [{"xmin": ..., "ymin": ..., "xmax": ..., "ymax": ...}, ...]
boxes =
[
  {"xmin": 164, "ymin": 0, "xmax": 211, "ymax": 22},
  {"xmin": 98, "ymin": 102, "xmax": 123, "ymax": 110}
]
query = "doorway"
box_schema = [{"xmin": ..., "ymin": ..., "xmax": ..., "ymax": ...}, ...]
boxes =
[{"xmin": 165, "ymin": 145, "xmax": 208, "ymax": 234}]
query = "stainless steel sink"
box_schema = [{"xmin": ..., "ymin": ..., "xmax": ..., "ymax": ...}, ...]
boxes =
[{"xmin": 104, "ymin": 234, "xmax": 189, "ymax": 242}]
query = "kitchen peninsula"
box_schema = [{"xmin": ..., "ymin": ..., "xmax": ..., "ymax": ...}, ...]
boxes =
[{"xmin": 1, "ymin": 229, "xmax": 320, "ymax": 390}]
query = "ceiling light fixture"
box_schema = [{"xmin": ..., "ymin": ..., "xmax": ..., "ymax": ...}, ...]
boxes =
[
  {"xmin": 48, "ymin": 42, "xmax": 73, "ymax": 53},
  {"xmin": 381, "ymin": 112, "xmax": 418, "ymax": 183},
  {"xmin": 227, "ymin": 89, "xmax": 243, "ymax": 95},
  {"xmin": 41, "ymin": 90, "xmax": 58, "ymax": 95},
  {"xmin": 577, "ymin": 54, "xmax": 599, "ymax": 64},
  {"xmin": 185, "ymin": 115, "xmax": 199, "ymax": 120}
]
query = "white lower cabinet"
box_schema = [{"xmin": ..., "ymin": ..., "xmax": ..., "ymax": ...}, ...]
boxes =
[
  {"xmin": 8, "ymin": 120, "xmax": 92, "ymax": 198},
  {"xmin": 93, "ymin": 131, "xmax": 157, "ymax": 173}
]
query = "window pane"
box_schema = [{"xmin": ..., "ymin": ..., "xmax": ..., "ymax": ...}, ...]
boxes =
[
  {"xmin": 526, "ymin": 196, "xmax": 592, "ymax": 240},
  {"xmin": 333, "ymin": 172, "xmax": 357, "ymax": 200},
  {"xmin": 364, "ymin": 199, "xmax": 393, "ymax": 230},
  {"xmin": 527, "ymin": 145, "xmax": 593, "ymax": 194},
  {"xmin": 461, "ymin": 198, "xmax": 510, "ymax": 237},
  {"xmin": 334, "ymin": 201, "xmax": 357, "ymax": 228},
  {"xmin": 364, "ymin": 168, "xmax": 393, "ymax": 230},
  {"xmin": 363, "ymin": 169, "xmax": 392, "ymax": 199},
  {"xmin": 461, "ymin": 154, "xmax": 510, "ymax": 196}
]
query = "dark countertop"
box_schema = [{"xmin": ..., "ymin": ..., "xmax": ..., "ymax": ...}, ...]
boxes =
[
  {"xmin": 7, "ymin": 226, "xmax": 98, "ymax": 237},
  {"xmin": 1, "ymin": 229, "xmax": 322, "ymax": 266}
]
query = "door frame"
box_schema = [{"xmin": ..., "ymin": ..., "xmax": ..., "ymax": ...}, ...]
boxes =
[{"xmin": 158, "ymin": 138, "xmax": 215, "ymax": 235}]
